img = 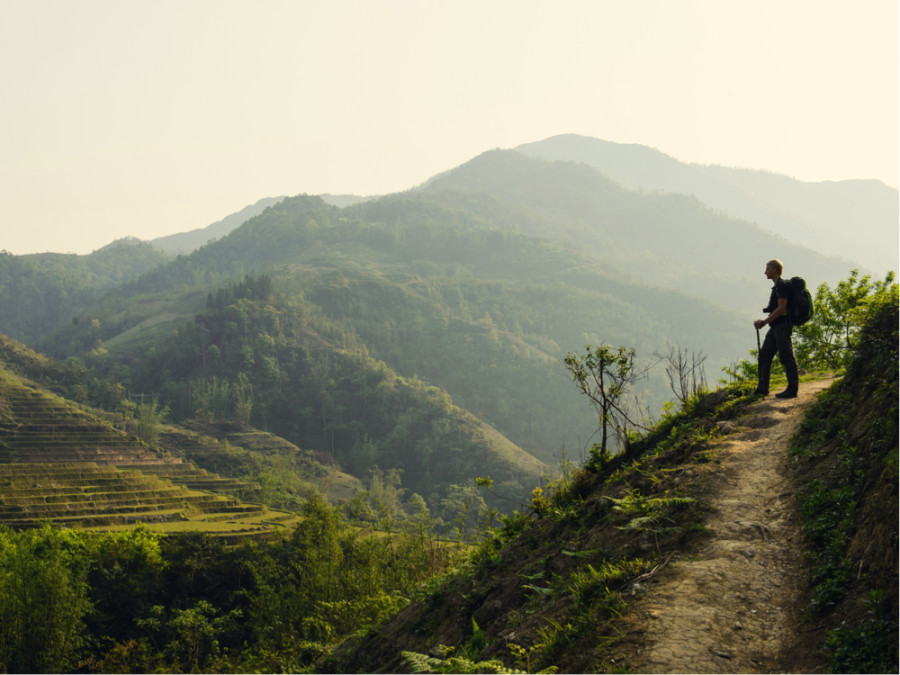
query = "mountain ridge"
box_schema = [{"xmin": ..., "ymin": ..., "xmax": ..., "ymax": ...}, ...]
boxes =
[{"xmin": 516, "ymin": 134, "xmax": 898, "ymax": 275}]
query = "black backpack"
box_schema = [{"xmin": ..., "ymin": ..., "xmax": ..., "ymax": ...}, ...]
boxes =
[{"xmin": 787, "ymin": 276, "xmax": 814, "ymax": 326}]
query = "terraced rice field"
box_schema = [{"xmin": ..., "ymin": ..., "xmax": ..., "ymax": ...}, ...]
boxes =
[{"xmin": 0, "ymin": 372, "xmax": 301, "ymax": 538}]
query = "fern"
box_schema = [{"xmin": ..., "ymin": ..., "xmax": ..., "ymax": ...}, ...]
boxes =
[{"xmin": 401, "ymin": 650, "xmax": 525, "ymax": 674}]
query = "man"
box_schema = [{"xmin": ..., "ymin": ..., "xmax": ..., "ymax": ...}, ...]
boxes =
[{"xmin": 753, "ymin": 259, "xmax": 799, "ymax": 399}]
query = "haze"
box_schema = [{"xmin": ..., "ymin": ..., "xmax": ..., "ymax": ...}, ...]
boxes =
[{"xmin": 1, "ymin": 0, "xmax": 897, "ymax": 255}]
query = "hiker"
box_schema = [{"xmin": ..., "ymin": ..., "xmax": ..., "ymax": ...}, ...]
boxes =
[{"xmin": 753, "ymin": 259, "xmax": 799, "ymax": 399}]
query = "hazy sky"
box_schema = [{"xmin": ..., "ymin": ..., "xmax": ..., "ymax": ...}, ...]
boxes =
[{"xmin": 2, "ymin": 0, "xmax": 897, "ymax": 255}]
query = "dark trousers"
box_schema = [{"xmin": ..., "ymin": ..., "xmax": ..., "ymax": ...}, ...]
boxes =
[{"xmin": 758, "ymin": 321, "xmax": 799, "ymax": 393}]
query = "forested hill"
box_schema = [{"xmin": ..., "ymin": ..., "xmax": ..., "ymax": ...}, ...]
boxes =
[
  {"xmin": 0, "ymin": 239, "xmax": 170, "ymax": 345},
  {"xmin": 148, "ymin": 196, "xmax": 286, "ymax": 254},
  {"xmin": 34, "ymin": 192, "xmax": 753, "ymax": 465}
]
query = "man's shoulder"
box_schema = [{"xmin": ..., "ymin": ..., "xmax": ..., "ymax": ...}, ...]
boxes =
[{"xmin": 775, "ymin": 277, "xmax": 792, "ymax": 293}]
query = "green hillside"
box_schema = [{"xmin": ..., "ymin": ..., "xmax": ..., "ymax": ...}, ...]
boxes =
[{"xmin": 37, "ymin": 191, "xmax": 755, "ymax": 460}]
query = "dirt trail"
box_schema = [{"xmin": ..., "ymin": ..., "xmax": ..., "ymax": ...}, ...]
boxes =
[{"xmin": 616, "ymin": 379, "xmax": 833, "ymax": 674}]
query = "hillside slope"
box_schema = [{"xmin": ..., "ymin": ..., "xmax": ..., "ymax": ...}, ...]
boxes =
[
  {"xmin": 325, "ymin": 294, "xmax": 897, "ymax": 674},
  {"xmin": 324, "ymin": 381, "xmax": 832, "ymax": 673},
  {"xmin": 35, "ymin": 193, "xmax": 753, "ymax": 474},
  {"xmin": 0, "ymin": 239, "xmax": 171, "ymax": 345}
]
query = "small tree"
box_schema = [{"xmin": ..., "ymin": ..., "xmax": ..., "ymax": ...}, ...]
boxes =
[
  {"xmin": 657, "ymin": 346, "xmax": 707, "ymax": 405},
  {"xmin": 134, "ymin": 396, "xmax": 168, "ymax": 446},
  {"xmin": 564, "ymin": 345, "xmax": 649, "ymax": 467}
]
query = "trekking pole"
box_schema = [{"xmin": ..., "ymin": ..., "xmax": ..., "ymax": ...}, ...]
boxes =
[{"xmin": 756, "ymin": 327, "xmax": 760, "ymax": 352}]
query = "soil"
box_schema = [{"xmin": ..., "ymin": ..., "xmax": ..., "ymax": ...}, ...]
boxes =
[{"xmin": 610, "ymin": 379, "xmax": 834, "ymax": 674}]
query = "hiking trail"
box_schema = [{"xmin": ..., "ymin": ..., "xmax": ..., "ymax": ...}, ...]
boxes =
[{"xmin": 611, "ymin": 379, "xmax": 833, "ymax": 674}]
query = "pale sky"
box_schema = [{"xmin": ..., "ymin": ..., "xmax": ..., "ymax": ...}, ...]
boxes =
[{"xmin": 1, "ymin": 0, "xmax": 897, "ymax": 255}]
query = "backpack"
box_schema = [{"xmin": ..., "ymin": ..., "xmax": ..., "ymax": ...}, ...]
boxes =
[{"xmin": 787, "ymin": 276, "xmax": 814, "ymax": 326}]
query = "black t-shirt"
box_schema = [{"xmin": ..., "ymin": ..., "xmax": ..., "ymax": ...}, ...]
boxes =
[{"xmin": 764, "ymin": 278, "xmax": 792, "ymax": 325}]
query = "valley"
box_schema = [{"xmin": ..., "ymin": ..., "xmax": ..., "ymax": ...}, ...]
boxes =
[{"xmin": 0, "ymin": 135, "xmax": 895, "ymax": 672}]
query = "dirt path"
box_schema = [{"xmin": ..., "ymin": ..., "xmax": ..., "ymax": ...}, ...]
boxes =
[{"xmin": 615, "ymin": 379, "xmax": 833, "ymax": 674}]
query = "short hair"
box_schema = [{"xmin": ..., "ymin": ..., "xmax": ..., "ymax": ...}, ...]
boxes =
[{"xmin": 766, "ymin": 259, "xmax": 784, "ymax": 274}]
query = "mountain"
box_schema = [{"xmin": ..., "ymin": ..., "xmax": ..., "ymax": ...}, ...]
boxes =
[
  {"xmin": 148, "ymin": 196, "xmax": 286, "ymax": 254},
  {"xmin": 411, "ymin": 148, "xmax": 852, "ymax": 311},
  {"xmin": 37, "ymin": 257, "xmax": 550, "ymax": 512},
  {"xmin": 516, "ymin": 134, "xmax": 899, "ymax": 275},
  {"xmin": 42, "ymin": 192, "xmax": 758, "ymax": 462}
]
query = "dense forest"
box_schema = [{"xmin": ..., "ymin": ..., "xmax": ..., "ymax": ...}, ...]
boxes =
[{"xmin": 0, "ymin": 501, "xmax": 456, "ymax": 673}]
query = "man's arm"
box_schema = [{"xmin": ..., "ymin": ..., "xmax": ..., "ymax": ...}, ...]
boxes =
[{"xmin": 754, "ymin": 297, "xmax": 788, "ymax": 329}]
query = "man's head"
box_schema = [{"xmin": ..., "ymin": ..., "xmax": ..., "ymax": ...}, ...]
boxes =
[{"xmin": 765, "ymin": 259, "xmax": 783, "ymax": 280}]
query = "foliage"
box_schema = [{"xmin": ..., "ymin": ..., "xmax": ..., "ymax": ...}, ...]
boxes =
[
  {"xmin": 402, "ymin": 648, "xmax": 527, "ymax": 674},
  {"xmin": 793, "ymin": 269, "xmax": 897, "ymax": 371},
  {"xmin": 657, "ymin": 346, "xmax": 707, "ymax": 405},
  {"xmin": 824, "ymin": 590, "xmax": 895, "ymax": 675},
  {"xmin": 0, "ymin": 496, "xmax": 458, "ymax": 673},
  {"xmin": 0, "ymin": 525, "xmax": 92, "ymax": 673},
  {"xmin": 132, "ymin": 395, "xmax": 169, "ymax": 446}
]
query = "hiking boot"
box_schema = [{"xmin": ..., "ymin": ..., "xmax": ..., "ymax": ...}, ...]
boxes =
[
  {"xmin": 775, "ymin": 390, "xmax": 797, "ymax": 399},
  {"xmin": 752, "ymin": 388, "xmax": 768, "ymax": 396}
]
